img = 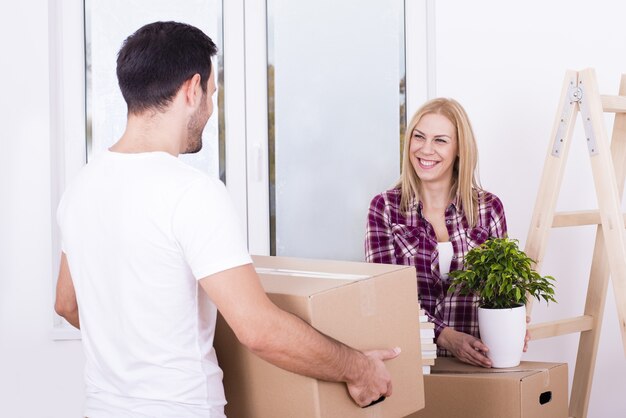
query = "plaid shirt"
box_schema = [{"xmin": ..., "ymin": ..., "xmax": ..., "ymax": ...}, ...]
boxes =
[{"xmin": 365, "ymin": 188, "xmax": 507, "ymax": 357}]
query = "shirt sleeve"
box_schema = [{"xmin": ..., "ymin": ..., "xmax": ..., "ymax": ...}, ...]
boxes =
[
  {"xmin": 488, "ymin": 194, "xmax": 508, "ymax": 238},
  {"xmin": 428, "ymin": 310, "xmax": 448, "ymax": 340},
  {"xmin": 365, "ymin": 194, "xmax": 396, "ymax": 264},
  {"xmin": 172, "ymin": 178, "xmax": 252, "ymax": 280}
]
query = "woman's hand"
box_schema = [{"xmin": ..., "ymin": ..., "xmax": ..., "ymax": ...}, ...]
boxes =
[
  {"xmin": 437, "ymin": 327, "xmax": 492, "ymax": 368},
  {"xmin": 523, "ymin": 315, "xmax": 531, "ymax": 352}
]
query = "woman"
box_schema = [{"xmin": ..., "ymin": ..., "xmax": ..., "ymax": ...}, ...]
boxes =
[{"xmin": 365, "ymin": 98, "xmax": 522, "ymax": 367}]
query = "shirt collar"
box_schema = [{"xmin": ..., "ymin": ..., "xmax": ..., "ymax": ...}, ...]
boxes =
[
  {"xmin": 415, "ymin": 193, "xmax": 461, "ymax": 217},
  {"xmin": 450, "ymin": 193, "xmax": 461, "ymax": 211}
]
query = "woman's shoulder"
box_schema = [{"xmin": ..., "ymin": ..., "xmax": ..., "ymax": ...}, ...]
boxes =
[
  {"xmin": 370, "ymin": 187, "xmax": 402, "ymax": 205},
  {"xmin": 475, "ymin": 189, "xmax": 502, "ymax": 204},
  {"xmin": 475, "ymin": 189, "xmax": 506, "ymax": 214}
]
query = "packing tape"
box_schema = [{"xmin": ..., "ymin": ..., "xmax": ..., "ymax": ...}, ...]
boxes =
[
  {"xmin": 538, "ymin": 367, "xmax": 551, "ymax": 387},
  {"xmin": 359, "ymin": 279, "xmax": 377, "ymax": 317}
]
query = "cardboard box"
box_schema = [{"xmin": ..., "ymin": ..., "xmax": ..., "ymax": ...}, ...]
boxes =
[
  {"xmin": 407, "ymin": 357, "xmax": 568, "ymax": 418},
  {"xmin": 214, "ymin": 255, "xmax": 425, "ymax": 418}
]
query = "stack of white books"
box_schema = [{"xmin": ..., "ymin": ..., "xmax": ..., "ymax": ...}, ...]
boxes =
[{"xmin": 418, "ymin": 306, "xmax": 436, "ymax": 375}]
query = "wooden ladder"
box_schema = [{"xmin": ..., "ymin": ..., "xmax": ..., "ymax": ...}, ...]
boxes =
[{"xmin": 524, "ymin": 68, "xmax": 626, "ymax": 418}]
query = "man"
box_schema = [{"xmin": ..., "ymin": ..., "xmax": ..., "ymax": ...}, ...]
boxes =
[{"xmin": 54, "ymin": 21, "xmax": 399, "ymax": 417}]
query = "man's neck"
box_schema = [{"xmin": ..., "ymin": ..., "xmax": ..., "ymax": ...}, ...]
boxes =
[{"xmin": 110, "ymin": 112, "xmax": 183, "ymax": 156}]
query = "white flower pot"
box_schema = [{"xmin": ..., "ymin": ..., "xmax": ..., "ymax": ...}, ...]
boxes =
[{"xmin": 478, "ymin": 304, "xmax": 526, "ymax": 368}]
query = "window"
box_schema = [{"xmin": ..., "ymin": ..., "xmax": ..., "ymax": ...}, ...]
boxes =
[
  {"xmin": 266, "ymin": 0, "xmax": 408, "ymax": 260},
  {"xmin": 85, "ymin": 0, "xmax": 224, "ymax": 178}
]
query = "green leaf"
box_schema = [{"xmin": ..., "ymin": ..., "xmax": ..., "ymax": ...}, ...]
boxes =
[{"xmin": 447, "ymin": 237, "xmax": 557, "ymax": 308}]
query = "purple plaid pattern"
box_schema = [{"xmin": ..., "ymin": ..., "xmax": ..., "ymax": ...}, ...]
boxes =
[{"xmin": 365, "ymin": 188, "xmax": 507, "ymax": 357}]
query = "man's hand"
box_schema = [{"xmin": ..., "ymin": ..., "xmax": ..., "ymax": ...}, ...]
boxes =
[
  {"xmin": 437, "ymin": 327, "xmax": 491, "ymax": 368},
  {"xmin": 346, "ymin": 348, "xmax": 400, "ymax": 407}
]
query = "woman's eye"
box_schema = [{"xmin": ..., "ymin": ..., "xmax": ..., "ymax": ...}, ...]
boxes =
[
  {"xmin": 435, "ymin": 138, "xmax": 448, "ymax": 143},
  {"xmin": 413, "ymin": 134, "xmax": 425, "ymax": 140}
]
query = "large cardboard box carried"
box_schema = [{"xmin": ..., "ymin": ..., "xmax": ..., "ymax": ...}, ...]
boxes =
[
  {"xmin": 408, "ymin": 357, "xmax": 568, "ymax": 418},
  {"xmin": 214, "ymin": 255, "xmax": 425, "ymax": 418}
]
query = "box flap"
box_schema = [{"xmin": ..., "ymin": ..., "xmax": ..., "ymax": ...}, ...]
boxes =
[
  {"xmin": 432, "ymin": 357, "xmax": 561, "ymax": 380},
  {"xmin": 252, "ymin": 254, "xmax": 412, "ymax": 277},
  {"xmin": 253, "ymin": 255, "xmax": 414, "ymax": 297},
  {"xmin": 256, "ymin": 269, "xmax": 355, "ymax": 296}
]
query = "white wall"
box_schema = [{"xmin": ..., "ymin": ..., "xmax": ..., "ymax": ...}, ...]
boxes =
[
  {"xmin": 0, "ymin": 1, "xmax": 85, "ymax": 417},
  {"xmin": 435, "ymin": 1, "xmax": 626, "ymax": 416},
  {"xmin": 1, "ymin": 1, "xmax": 625, "ymax": 417}
]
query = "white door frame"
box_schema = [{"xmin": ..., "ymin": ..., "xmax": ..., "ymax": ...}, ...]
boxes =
[
  {"xmin": 222, "ymin": 0, "xmax": 251, "ymax": 244},
  {"xmin": 49, "ymin": 0, "xmax": 87, "ymax": 340},
  {"xmin": 241, "ymin": 0, "xmax": 270, "ymax": 255}
]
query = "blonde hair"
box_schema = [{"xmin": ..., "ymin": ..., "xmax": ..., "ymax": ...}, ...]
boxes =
[{"xmin": 398, "ymin": 98, "xmax": 482, "ymax": 227}]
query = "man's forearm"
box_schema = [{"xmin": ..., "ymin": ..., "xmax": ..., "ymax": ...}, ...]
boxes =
[
  {"xmin": 246, "ymin": 308, "xmax": 367, "ymax": 384},
  {"xmin": 245, "ymin": 307, "xmax": 397, "ymax": 407},
  {"xmin": 55, "ymin": 252, "xmax": 80, "ymax": 329}
]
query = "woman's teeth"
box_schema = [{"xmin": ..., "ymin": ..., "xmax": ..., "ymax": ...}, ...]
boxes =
[{"xmin": 420, "ymin": 159, "xmax": 437, "ymax": 167}]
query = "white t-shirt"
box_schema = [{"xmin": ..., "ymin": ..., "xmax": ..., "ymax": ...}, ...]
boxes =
[
  {"xmin": 437, "ymin": 241, "xmax": 454, "ymax": 280},
  {"xmin": 57, "ymin": 150, "xmax": 252, "ymax": 418}
]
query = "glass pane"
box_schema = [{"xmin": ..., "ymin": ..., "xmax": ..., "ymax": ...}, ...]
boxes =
[
  {"xmin": 268, "ymin": 0, "xmax": 406, "ymax": 260},
  {"xmin": 85, "ymin": 0, "xmax": 224, "ymax": 180}
]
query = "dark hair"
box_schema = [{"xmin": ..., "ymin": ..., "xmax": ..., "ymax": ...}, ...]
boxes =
[{"xmin": 116, "ymin": 21, "xmax": 218, "ymax": 114}]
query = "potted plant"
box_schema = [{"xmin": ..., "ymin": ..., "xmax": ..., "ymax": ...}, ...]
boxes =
[{"xmin": 448, "ymin": 237, "xmax": 556, "ymax": 368}]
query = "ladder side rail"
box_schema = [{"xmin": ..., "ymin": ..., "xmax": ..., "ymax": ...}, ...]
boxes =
[
  {"xmin": 578, "ymin": 69, "xmax": 626, "ymax": 354},
  {"xmin": 524, "ymin": 71, "xmax": 580, "ymax": 317},
  {"xmin": 569, "ymin": 72, "xmax": 626, "ymax": 418}
]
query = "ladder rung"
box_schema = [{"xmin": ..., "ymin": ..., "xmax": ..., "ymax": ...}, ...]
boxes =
[
  {"xmin": 601, "ymin": 94, "xmax": 626, "ymax": 112},
  {"xmin": 552, "ymin": 210, "xmax": 626, "ymax": 228},
  {"xmin": 528, "ymin": 315, "xmax": 594, "ymax": 340}
]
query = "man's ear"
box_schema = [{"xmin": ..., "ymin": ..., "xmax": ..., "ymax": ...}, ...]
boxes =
[{"xmin": 183, "ymin": 73, "xmax": 203, "ymax": 108}]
